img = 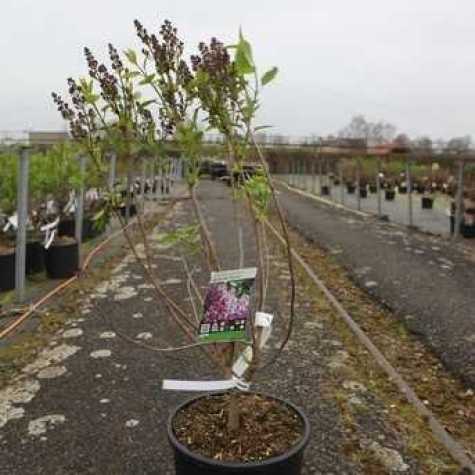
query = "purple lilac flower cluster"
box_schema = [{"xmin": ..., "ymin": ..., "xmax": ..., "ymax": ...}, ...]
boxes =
[{"xmin": 204, "ymin": 284, "xmax": 250, "ymax": 323}]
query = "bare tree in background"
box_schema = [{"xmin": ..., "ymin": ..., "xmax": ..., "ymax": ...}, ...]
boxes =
[
  {"xmin": 446, "ymin": 135, "xmax": 471, "ymax": 153},
  {"xmin": 412, "ymin": 136, "xmax": 433, "ymax": 154},
  {"xmin": 338, "ymin": 114, "xmax": 396, "ymax": 146}
]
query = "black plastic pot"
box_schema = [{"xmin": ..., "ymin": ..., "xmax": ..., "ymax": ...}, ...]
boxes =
[
  {"xmin": 26, "ymin": 241, "xmax": 45, "ymax": 274},
  {"xmin": 385, "ymin": 190, "xmax": 396, "ymax": 201},
  {"xmin": 321, "ymin": 185, "xmax": 330, "ymax": 196},
  {"xmin": 461, "ymin": 222, "xmax": 475, "ymax": 238},
  {"xmin": 59, "ymin": 217, "xmax": 103, "ymax": 241},
  {"xmin": 398, "ymin": 186, "xmax": 407, "ymax": 194},
  {"xmin": 44, "ymin": 241, "xmax": 79, "ymax": 279},
  {"xmin": 359, "ymin": 187, "xmax": 368, "ymax": 199},
  {"xmin": 168, "ymin": 393, "xmax": 311, "ymax": 475},
  {"xmin": 421, "ymin": 197, "xmax": 434, "ymax": 210},
  {"xmin": 83, "ymin": 217, "xmax": 104, "ymax": 241},
  {"xmin": 346, "ymin": 184, "xmax": 356, "ymax": 194},
  {"xmin": 119, "ymin": 204, "xmax": 137, "ymax": 218},
  {"xmin": 0, "ymin": 250, "xmax": 15, "ymax": 291},
  {"xmin": 369, "ymin": 184, "xmax": 377, "ymax": 193},
  {"xmin": 58, "ymin": 218, "xmax": 75, "ymax": 238}
]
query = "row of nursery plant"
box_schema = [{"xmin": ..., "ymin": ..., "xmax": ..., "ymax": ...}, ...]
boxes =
[{"xmin": 0, "ymin": 143, "xmax": 172, "ymax": 291}]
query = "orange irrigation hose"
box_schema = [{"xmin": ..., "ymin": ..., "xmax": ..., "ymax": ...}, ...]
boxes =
[{"xmin": 0, "ymin": 216, "xmax": 140, "ymax": 340}]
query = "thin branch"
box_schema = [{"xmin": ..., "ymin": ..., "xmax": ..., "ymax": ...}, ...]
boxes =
[{"xmin": 250, "ymin": 133, "xmax": 297, "ymax": 372}]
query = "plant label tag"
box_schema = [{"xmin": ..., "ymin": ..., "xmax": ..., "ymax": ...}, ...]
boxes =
[{"xmin": 198, "ymin": 267, "xmax": 257, "ymax": 343}]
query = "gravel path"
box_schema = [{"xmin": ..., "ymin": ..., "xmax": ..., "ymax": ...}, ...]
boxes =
[{"xmin": 277, "ymin": 183, "xmax": 475, "ymax": 389}]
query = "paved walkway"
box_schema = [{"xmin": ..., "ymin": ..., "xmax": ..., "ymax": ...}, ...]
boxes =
[
  {"xmin": 0, "ymin": 181, "xmax": 466, "ymax": 474},
  {"xmin": 277, "ymin": 183, "xmax": 475, "ymax": 389}
]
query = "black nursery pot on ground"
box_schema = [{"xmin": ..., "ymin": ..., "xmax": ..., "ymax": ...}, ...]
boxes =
[
  {"xmin": 398, "ymin": 185, "xmax": 407, "ymax": 194},
  {"xmin": 346, "ymin": 183, "xmax": 356, "ymax": 194},
  {"xmin": 421, "ymin": 197, "xmax": 434, "ymax": 210},
  {"xmin": 119, "ymin": 204, "xmax": 138, "ymax": 218},
  {"xmin": 385, "ymin": 190, "xmax": 396, "ymax": 201},
  {"xmin": 44, "ymin": 239, "xmax": 79, "ymax": 279},
  {"xmin": 26, "ymin": 240, "xmax": 45, "ymax": 275},
  {"xmin": 0, "ymin": 248, "xmax": 15, "ymax": 291},
  {"xmin": 321, "ymin": 185, "xmax": 330, "ymax": 196},
  {"xmin": 168, "ymin": 392, "xmax": 311, "ymax": 475},
  {"xmin": 369, "ymin": 184, "xmax": 377, "ymax": 193},
  {"xmin": 359, "ymin": 187, "xmax": 368, "ymax": 199}
]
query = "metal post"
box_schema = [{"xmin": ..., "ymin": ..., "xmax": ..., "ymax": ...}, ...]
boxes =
[
  {"xmin": 148, "ymin": 160, "xmax": 154, "ymax": 201},
  {"xmin": 356, "ymin": 159, "xmax": 361, "ymax": 211},
  {"xmin": 339, "ymin": 160, "xmax": 345, "ymax": 205},
  {"xmin": 377, "ymin": 157, "xmax": 382, "ymax": 218},
  {"xmin": 312, "ymin": 160, "xmax": 317, "ymax": 194},
  {"xmin": 155, "ymin": 159, "xmax": 161, "ymax": 201},
  {"xmin": 318, "ymin": 159, "xmax": 323, "ymax": 196},
  {"xmin": 140, "ymin": 158, "xmax": 147, "ymax": 214},
  {"xmin": 108, "ymin": 153, "xmax": 117, "ymax": 191},
  {"xmin": 326, "ymin": 159, "xmax": 333, "ymax": 201},
  {"xmin": 75, "ymin": 155, "xmax": 87, "ymax": 263},
  {"xmin": 406, "ymin": 156, "xmax": 414, "ymax": 227},
  {"xmin": 288, "ymin": 159, "xmax": 292, "ymax": 185},
  {"xmin": 125, "ymin": 165, "xmax": 133, "ymax": 223},
  {"xmin": 454, "ymin": 159, "xmax": 465, "ymax": 239},
  {"xmin": 15, "ymin": 149, "xmax": 30, "ymax": 303}
]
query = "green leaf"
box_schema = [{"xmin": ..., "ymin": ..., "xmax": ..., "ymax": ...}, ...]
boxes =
[
  {"xmin": 261, "ymin": 67, "xmax": 278, "ymax": 86},
  {"xmin": 254, "ymin": 125, "xmax": 273, "ymax": 132},
  {"xmin": 139, "ymin": 74, "xmax": 156, "ymax": 85},
  {"xmin": 124, "ymin": 49, "xmax": 138, "ymax": 65},
  {"xmin": 235, "ymin": 29, "xmax": 255, "ymax": 75}
]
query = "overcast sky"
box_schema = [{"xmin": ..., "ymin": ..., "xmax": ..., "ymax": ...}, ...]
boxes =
[{"xmin": 2, "ymin": 0, "xmax": 475, "ymax": 140}]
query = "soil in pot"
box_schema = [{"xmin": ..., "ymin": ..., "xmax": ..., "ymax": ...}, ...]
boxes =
[
  {"xmin": 26, "ymin": 240, "xmax": 45, "ymax": 274},
  {"xmin": 0, "ymin": 245, "xmax": 15, "ymax": 291},
  {"xmin": 44, "ymin": 237, "xmax": 79, "ymax": 279},
  {"xmin": 385, "ymin": 190, "xmax": 396, "ymax": 201},
  {"xmin": 421, "ymin": 197, "xmax": 434, "ymax": 210},
  {"xmin": 58, "ymin": 217, "xmax": 75, "ymax": 238},
  {"xmin": 170, "ymin": 392, "xmax": 309, "ymax": 474}
]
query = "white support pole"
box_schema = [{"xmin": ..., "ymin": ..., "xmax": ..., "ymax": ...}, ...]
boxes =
[
  {"xmin": 406, "ymin": 155, "xmax": 414, "ymax": 227},
  {"xmin": 377, "ymin": 157, "xmax": 382, "ymax": 218},
  {"xmin": 339, "ymin": 160, "xmax": 345, "ymax": 205},
  {"xmin": 453, "ymin": 159, "xmax": 465, "ymax": 240},
  {"xmin": 108, "ymin": 152, "xmax": 117, "ymax": 191},
  {"xmin": 140, "ymin": 158, "xmax": 147, "ymax": 214},
  {"xmin": 75, "ymin": 155, "xmax": 87, "ymax": 264},
  {"xmin": 15, "ymin": 149, "xmax": 30, "ymax": 303},
  {"xmin": 318, "ymin": 159, "xmax": 323, "ymax": 196},
  {"xmin": 356, "ymin": 159, "xmax": 361, "ymax": 211}
]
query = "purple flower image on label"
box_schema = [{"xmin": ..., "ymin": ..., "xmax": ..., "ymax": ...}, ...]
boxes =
[{"xmin": 203, "ymin": 282, "xmax": 251, "ymax": 322}]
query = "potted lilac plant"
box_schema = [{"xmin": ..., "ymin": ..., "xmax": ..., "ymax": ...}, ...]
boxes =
[{"xmin": 53, "ymin": 17, "xmax": 309, "ymax": 474}]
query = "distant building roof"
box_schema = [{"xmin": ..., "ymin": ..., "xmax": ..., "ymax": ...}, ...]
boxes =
[{"xmin": 28, "ymin": 131, "xmax": 70, "ymax": 146}]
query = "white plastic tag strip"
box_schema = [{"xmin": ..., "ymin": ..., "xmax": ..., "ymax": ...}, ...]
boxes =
[
  {"xmin": 162, "ymin": 379, "xmax": 236, "ymax": 392},
  {"xmin": 40, "ymin": 217, "xmax": 60, "ymax": 250},
  {"xmin": 162, "ymin": 312, "xmax": 273, "ymax": 392},
  {"xmin": 233, "ymin": 312, "xmax": 273, "ymax": 378},
  {"xmin": 3, "ymin": 214, "xmax": 18, "ymax": 233}
]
